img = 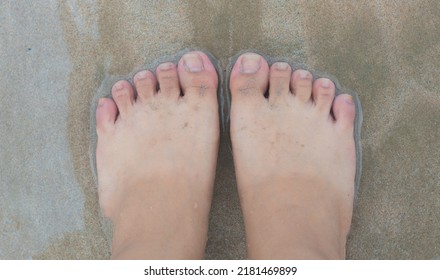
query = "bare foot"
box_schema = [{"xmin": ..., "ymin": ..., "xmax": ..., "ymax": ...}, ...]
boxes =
[
  {"xmin": 95, "ymin": 51, "xmax": 219, "ymax": 259},
  {"xmin": 230, "ymin": 53, "xmax": 356, "ymax": 259}
]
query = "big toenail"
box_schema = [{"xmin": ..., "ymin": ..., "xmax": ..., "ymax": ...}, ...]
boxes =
[
  {"xmin": 113, "ymin": 80, "xmax": 125, "ymax": 90},
  {"xmin": 134, "ymin": 70, "xmax": 148, "ymax": 80},
  {"xmin": 321, "ymin": 78, "xmax": 332, "ymax": 88},
  {"xmin": 240, "ymin": 53, "xmax": 261, "ymax": 74},
  {"xmin": 183, "ymin": 53, "xmax": 204, "ymax": 72},
  {"xmin": 298, "ymin": 69, "xmax": 310, "ymax": 79},
  {"xmin": 158, "ymin": 62, "xmax": 174, "ymax": 71},
  {"xmin": 275, "ymin": 62, "xmax": 290, "ymax": 70}
]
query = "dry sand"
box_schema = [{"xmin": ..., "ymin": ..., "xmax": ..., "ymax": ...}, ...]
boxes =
[{"xmin": 0, "ymin": 0, "xmax": 439, "ymax": 259}]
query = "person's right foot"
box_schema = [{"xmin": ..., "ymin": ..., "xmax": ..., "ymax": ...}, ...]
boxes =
[{"xmin": 230, "ymin": 53, "xmax": 357, "ymax": 259}]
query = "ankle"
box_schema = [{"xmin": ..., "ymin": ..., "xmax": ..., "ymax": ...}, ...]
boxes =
[
  {"xmin": 242, "ymin": 188, "xmax": 351, "ymax": 259},
  {"xmin": 111, "ymin": 213, "xmax": 207, "ymax": 259}
]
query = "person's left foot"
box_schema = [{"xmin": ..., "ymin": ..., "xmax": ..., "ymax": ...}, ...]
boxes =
[{"xmin": 95, "ymin": 51, "xmax": 219, "ymax": 259}]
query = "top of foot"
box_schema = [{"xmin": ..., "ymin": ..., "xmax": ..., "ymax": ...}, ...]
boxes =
[
  {"xmin": 95, "ymin": 51, "xmax": 220, "ymax": 259},
  {"xmin": 229, "ymin": 53, "xmax": 356, "ymax": 259}
]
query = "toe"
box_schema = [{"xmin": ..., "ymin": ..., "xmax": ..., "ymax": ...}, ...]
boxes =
[
  {"xmin": 134, "ymin": 70, "xmax": 157, "ymax": 101},
  {"xmin": 290, "ymin": 69, "xmax": 313, "ymax": 103},
  {"xmin": 332, "ymin": 94, "xmax": 356, "ymax": 131},
  {"xmin": 111, "ymin": 80, "xmax": 134, "ymax": 118},
  {"xmin": 156, "ymin": 62, "xmax": 180, "ymax": 98},
  {"xmin": 312, "ymin": 78, "xmax": 335, "ymax": 114},
  {"xmin": 268, "ymin": 62, "xmax": 292, "ymax": 106},
  {"xmin": 177, "ymin": 51, "xmax": 218, "ymax": 101},
  {"xmin": 96, "ymin": 98, "xmax": 117, "ymax": 134},
  {"xmin": 230, "ymin": 53, "xmax": 269, "ymax": 104}
]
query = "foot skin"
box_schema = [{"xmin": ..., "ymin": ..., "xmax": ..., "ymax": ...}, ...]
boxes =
[
  {"xmin": 95, "ymin": 51, "xmax": 219, "ymax": 259},
  {"xmin": 230, "ymin": 53, "xmax": 356, "ymax": 259}
]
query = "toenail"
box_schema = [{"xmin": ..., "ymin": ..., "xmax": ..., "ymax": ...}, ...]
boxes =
[
  {"xmin": 298, "ymin": 69, "xmax": 310, "ymax": 79},
  {"xmin": 183, "ymin": 53, "xmax": 204, "ymax": 72},
  {"xmin": 345, "ymin": 95, "xmax": 354, "ymax": 105},
  {"xmin": 113, "ymin": 80, "xmax": 125, "ymax": 90},
  {"xmin": 98, "ymin": 98, "xmax": 105, "ymax": 107},
  {"xmin": 275, "ymin": 62, "xmax": 290, "ymax": 70},
  {"xmin": 240, "ymin": 53, "xmax": 261, "ymax": 74},
  {"xmin": 134, "ymin": 70, "xmax": 148, "ymax": 80},
  {"xmin": 158, "ymin": 62, "xmax": 174, "ymax": 71},
  {"xmin": 321, "ymin": 78, "xmax": 332, "ymax": 88}
]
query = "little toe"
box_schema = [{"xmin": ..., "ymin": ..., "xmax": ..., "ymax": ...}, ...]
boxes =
[
  {"xmin": 268, "ymin": 62, "xmax": 292, "ymax": 106},
  {"xmin": 290, "ymin": 69, "xmax": 313, "ymax": 103},
  {"xmin": 134, "ymin": 70, "xmax": 157, "ymax": 101},
  {"xmin": 312, "ymin": 78, "xmax": 336, "ymax": 114},
  {"xmin": 156, "ymin": 62, "xmax": 180, "ymax": 98},
  {"xmin": 332, "ymin": 94, "xmax": 356, "ymax": 132},
  {"xmin": 111, "ymin": 80, "xmax": 135, "ymax": 118},
  {"xmin": 230, "ymin": 53, "xmax": 270, "ymax": 104},
  {"xmin": 96, "ymin": 97, "xmax": 117, "ymax": 134},
  {"xmin": 177, "ymin": 51, "xmax": 218, "ymax": 101}
]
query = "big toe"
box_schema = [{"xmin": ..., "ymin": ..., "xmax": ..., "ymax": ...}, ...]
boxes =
[
  {"xmin": 230, "ymin": 53, "xmax": 269, "ymax": 104},
  {"xmin": 332, "ymin": 94, "xmax": 356, "ymax": 132},
  {"xmin": 177, "ymin": 51, "xmax": 218, "ymax": 102}
]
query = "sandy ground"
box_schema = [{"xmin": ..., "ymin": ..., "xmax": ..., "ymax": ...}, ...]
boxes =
[{"xmin": 1, "ymin": 0, "xmax": 439, "ymax": 259}]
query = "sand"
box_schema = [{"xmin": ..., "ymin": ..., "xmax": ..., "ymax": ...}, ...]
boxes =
[{"xmin": 0, "ymin": 0, "xmax": 439, "ymax": 259}]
